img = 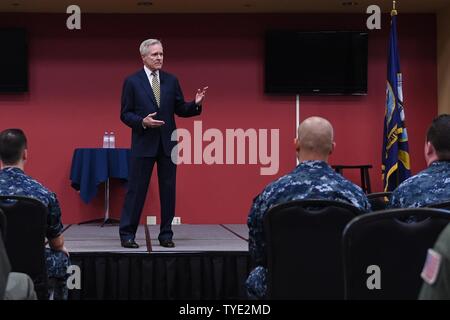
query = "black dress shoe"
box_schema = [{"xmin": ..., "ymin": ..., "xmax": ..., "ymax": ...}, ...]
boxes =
[
  {"xmin": 159, "ymin": 239, "xmax": 175, "ymax": 248},
  {"xmin": 121, "ymin": 239, "xmax": 139, "ymax": 248}
]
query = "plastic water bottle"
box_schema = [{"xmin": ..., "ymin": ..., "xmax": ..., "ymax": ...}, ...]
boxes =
[
  {"xmin": 103, "ymin": 132, "xmax": 109, "ymax": 148},
  {"xmin": 109, "ymin": 132, "xmax": 115, "ymax": 148}
]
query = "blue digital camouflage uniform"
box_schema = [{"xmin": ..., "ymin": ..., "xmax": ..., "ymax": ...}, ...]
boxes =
[
  {"xmin": 389, "ymin": 161, "xmax": 450, "ymax": 209},
  {"xmin": 246, "ymin": 160, "xmax": 371, "ymax": 299},
  {"xmin": 0, "ymin": 167, "xmax": 70, "ymax": 299}
]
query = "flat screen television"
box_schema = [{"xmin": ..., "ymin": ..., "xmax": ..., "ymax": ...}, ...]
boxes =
[
  {"xmin": 0, "ymin": 28, "xmax": 28, "ymax": 92},
  {"xmin": 265, "ymin": 30, "xmax": 368, "ymax": 95}
]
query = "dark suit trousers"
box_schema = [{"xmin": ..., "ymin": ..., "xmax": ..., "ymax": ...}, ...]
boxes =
[{"xmin": 119, "ymin": 144, "xmax": 176, "ymax": 242}]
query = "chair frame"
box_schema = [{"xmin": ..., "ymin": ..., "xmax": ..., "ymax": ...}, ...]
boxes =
[
  {"xmin": 0, "ymin": 208, "xmax": 5, "ymax": 242},
  {"xmin": 367, "ymin": 192, "xmax": 392, "ymax": 200},
  {"xmin": 367, "ymin": 192, "xmax": 392, "ymax": 211},
  {"xmin": 427, "ymin": 201, "xmax": 450, "ymax": 210}
]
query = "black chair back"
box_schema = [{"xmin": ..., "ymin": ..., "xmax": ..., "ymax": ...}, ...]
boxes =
[
  {"xmin": 367, "ymin": 192, "xmax": 392, "ymax": 211},
  {"xmin": 428, "ymin": 201, "xmax": 450, "ymax": 210},
  {"xmin": 0, "ymin": 195, "xmax": 48, "ymax": 300},
  {"xmin": 343, "ymin": 208, "xmax": 450, "ymax": 300},
  {"xmin": 0, "ymin": 227, "xmax": 11, "ymax": 300},
  {"xmin": 263, "ymin": 199, "xmax": 361, "ymax": 299},
  {"xmin": 0, "ymin": 209, "xmax": 5, "ymax": 242}
]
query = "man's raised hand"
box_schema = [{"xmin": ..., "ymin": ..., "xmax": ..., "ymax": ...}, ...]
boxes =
[{"xmin": 195, "ymin": 86, "xmax": 208, "ymax": 105}]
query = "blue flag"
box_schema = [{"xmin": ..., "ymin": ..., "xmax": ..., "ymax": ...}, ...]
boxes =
[{"xmin": 382, "ymin": 14, "xmax": 411, "ymax": 192}]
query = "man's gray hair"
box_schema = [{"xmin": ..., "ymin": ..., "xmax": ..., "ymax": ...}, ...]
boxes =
[{"xmin": 139, "ymin": 39, "xmax": 162, "ymax": 56}]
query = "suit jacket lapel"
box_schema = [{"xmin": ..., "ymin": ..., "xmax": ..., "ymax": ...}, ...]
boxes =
[
  {"xmin": 159, "ymin": 71, "xmax": 166, "ymax": 109},
  {"xmin": 138, "ymin": 69, "xmax": 158, "ymax": 107}
]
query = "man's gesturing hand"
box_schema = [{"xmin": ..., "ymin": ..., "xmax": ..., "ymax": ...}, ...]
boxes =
[
  {"xmin": 195, "ymin": 86, "xmax": 208, "ymax": 105},
  {"xmin": 143, "ymin": 112, "xmax": 165, "ymax": 128}
]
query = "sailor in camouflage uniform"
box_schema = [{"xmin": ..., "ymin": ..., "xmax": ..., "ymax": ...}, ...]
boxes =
[
  {"xmin": 246, "ymin": 117, "xmax": 371, "ymax": 299},
  {"xmin": 0, "ymin": 129, "xmax": 70, "ymax": 299},
  {"xmin": 389, "ymin": 114, "xmax": 450, "ymax": 208}
]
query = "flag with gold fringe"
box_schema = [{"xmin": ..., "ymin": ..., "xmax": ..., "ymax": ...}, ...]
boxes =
[{"xmin": 382, "ymin": 4, "xmax": 411, "ymax": 192}]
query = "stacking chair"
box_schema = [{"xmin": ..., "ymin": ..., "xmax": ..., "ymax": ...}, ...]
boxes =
[
  {"xmin": 0, "ymin": 227, "xmax": 11, "ymax": 300},
  {"xmin": 428, "ymin": 201, "xmax": 450, "ymax": 210},
  {"xmin": 0, "ymin": 195, "xmax": 48, "ymax": 300},
  {"xmin": 343, "ymin": 208, "xmax": 450, "ymax": 299},
  {"xmin": 367, "ymin": 192, "xmax": 392, "ymax": 211},
  {"xmin": 0, "ymin": 209, "xmax": 7, "ymax": 300},
  {"xmin": 0, "ymin": 209, "xmax": 5, "ymax": 242},
  {"xmin": 263, "ymin": 199, "xmax": 362, "ymax": 299}
]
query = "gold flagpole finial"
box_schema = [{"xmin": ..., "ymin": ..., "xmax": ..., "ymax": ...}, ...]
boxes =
[{"xmin": 391, "ymin": 0, "xmax": 398, "ymax": 16}]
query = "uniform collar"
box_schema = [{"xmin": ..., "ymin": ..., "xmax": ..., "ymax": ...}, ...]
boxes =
[
  {"xmin": 295, "ymin": 160, "xmax": 329, "ymax": 171},
  {"xmin": 299, "ymin": 160, "xmax": 328, "ymax": 166},
  {"xmin": 0, "ymin": 167, "xmax": 24, "ymax": 174},
  {"xmin": 430, "ymin": 160, "xmax": 450, "ymax": 166}
]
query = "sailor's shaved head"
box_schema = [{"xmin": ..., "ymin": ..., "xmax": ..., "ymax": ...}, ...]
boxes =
[{"xmin": 297, "ymin": 117, "xmax": 334, "ymax": 158}]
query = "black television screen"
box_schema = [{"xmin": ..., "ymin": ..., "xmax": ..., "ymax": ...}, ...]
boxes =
[
  {"xmin": 265, "ymin": 31, "xmax": 368, "ymax": 95},
  {"xmin": 0, "ymin": 28, "xmax": 28, "ymax": 92}
]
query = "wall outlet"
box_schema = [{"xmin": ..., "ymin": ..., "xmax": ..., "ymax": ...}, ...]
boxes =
[
  {"xmin": 172, "ymin": 217, "xmax": 181, "ymax": 225},
  {"xmin": 147, "ymin": 216, "xmax": 156, "ymax": 225}
]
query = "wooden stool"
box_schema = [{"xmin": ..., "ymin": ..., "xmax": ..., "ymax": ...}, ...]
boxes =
[{"xmin": 332, "ymin": 165, "xmax": 372, "ymax": 194}]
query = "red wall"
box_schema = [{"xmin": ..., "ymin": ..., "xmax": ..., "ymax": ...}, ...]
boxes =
[{"xmin": 0, "ymin": 13, "xmax": 437, "ymax": 224}]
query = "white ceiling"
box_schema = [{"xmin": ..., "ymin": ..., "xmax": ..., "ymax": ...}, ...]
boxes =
[{"xmin": 1, "ymin": 0, "xmax": 449, "ymax": 14}]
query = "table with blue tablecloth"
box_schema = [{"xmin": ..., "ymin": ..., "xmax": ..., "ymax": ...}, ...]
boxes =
[{"xmin": 70, "ymin": 148, "xmax": 131, "ymax": 204}]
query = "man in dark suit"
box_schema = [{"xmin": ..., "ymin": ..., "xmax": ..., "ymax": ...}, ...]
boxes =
[{"xmin": 120, "ymin": 39, "xmax": 207, "ymax": 249}]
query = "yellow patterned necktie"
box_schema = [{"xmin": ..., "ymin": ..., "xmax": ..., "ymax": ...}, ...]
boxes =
[{"xmin": 151, "ymin": 72, "xmax": 160, "ymax": 108}]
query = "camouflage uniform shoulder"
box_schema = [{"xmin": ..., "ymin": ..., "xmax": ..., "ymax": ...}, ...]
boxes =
[
  {"xmin": 390, "ymin": 161, "xmax": 450, "ymax": 208},
  {"xmin": 435, "ymin": 224, "xmax": 450, "ymax": 260},
  {"xmin": 0, "ymin": 167, "xmax": 55, "ymax": 206}
]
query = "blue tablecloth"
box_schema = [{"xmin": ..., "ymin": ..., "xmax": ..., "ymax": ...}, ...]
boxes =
[{"xmin": 70, "ymin": 148, "xmax": 131, "ymax": 203}]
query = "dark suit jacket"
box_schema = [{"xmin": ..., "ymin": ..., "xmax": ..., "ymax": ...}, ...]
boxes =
[{"xmin": 120, "ymin": 69, "xmax": 202, "ymax": 157}]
